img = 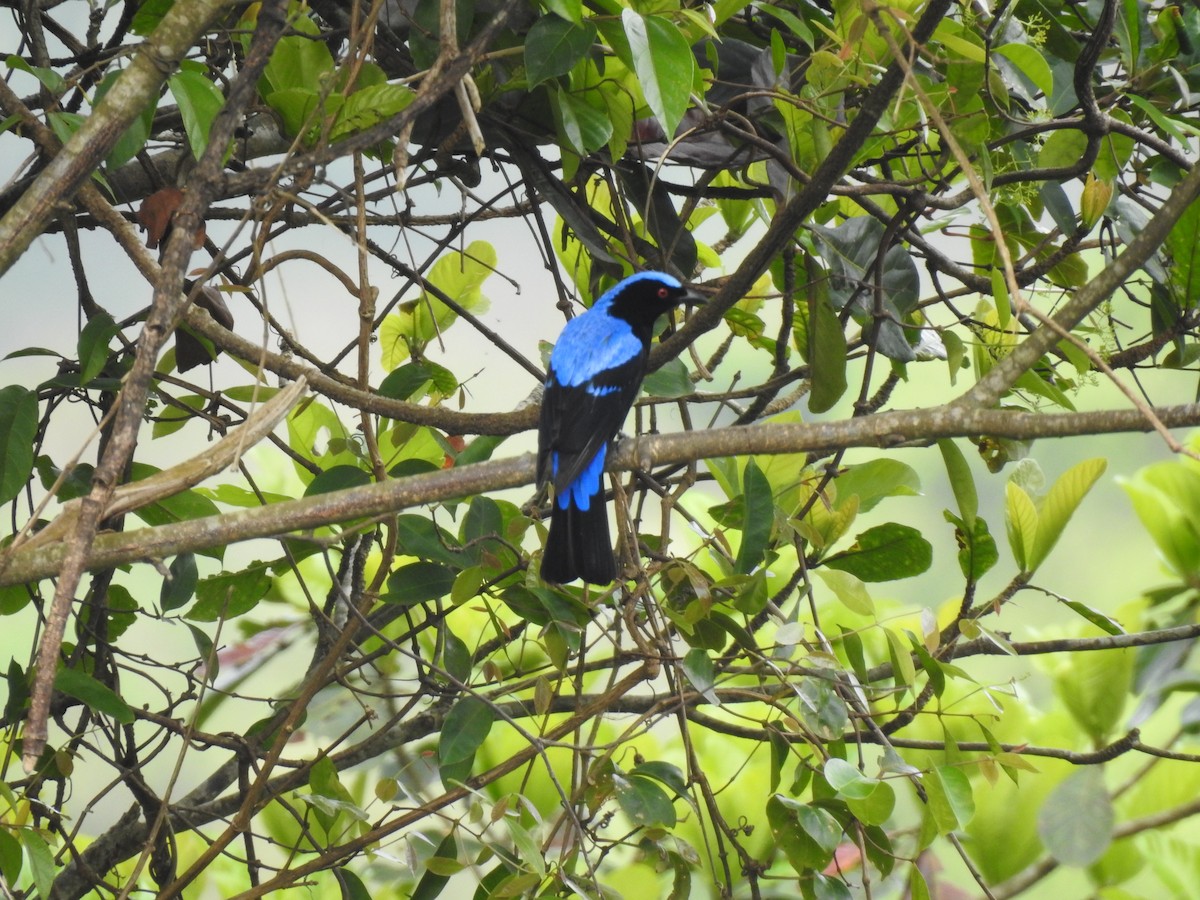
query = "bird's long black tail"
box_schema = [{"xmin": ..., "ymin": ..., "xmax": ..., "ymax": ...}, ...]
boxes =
[{"xmin": 541, "ymin": 500, "xmax": 616, "ymax": 585}]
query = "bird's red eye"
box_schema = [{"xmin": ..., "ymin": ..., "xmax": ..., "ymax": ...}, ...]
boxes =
[{"xmin": 657, "ymin": 287, "xmax": 669, "ymax": 298}]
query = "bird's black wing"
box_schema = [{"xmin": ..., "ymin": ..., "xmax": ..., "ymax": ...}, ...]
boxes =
[{"xmin": 537, "ymin": 348, "xmax": 648, "ymax": 494}]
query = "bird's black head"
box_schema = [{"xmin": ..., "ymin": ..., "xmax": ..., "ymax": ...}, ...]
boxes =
[{"xmin": 603, "ymin": 271, "xmax": 702, "ymax": 331}]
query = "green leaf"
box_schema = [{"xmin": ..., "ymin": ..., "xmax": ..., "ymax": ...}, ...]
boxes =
[
  {"xmin": 993, "ymin": 44, "xmax": 1053, "ymax": 98},
  {"xmin": 21, "ymin": 829, "xmax": 54, "ymax": 900},
  {"xmin": 945, "ymin": 512, "xmax": 999, "ymax": 581},
  {"xmin": 1058, "ymin": 597, "xmax": 1124, "ymax": 635},
  {"xmin": 542, "ymin": 0, "xmax": 581, "ymax": 22},
  {"xmin": 681, "ymin": 648, "xmax": 719, "ymax": 705},
  {"xmin": 735, "ymin": 460, "xmax": 774, "ymax": 574},
  {"xmin": 1039, "ymin": 128, "xmax": 1087, "ymax": 169},
  {"xmin": 938, "ymin": 439, "xmax": 977, "ymax": 528},
  {"xmin": 924, "ymin": 765, "xmax": 974, "ymax": 833},
  {"xmin": 1055, "ymin": 647, "xmax": 1132, "ymax": 744},
  {"xmin": 1028, "ymin": 458, "xmax": 1106, "ymax": 572},
  {"xmin": 78, "ymin": 312, "xmax": 119, "ymax": 385},
  {"xmin": 0, "ymin": 828, "xmax": 21, "ymax": 886},
  {"xmin": 462, "ymin": 495, "xmax": 503, "ymax": 551},
  {"xmin": 304, "ymin": 465, "xmax": 372, "ymax": 496},
  {"xmin": 806, "ymin": 285, "xmax": 848, "ymax": 413},
  {"xmin": 412, "ymin": 832, "xmax": 458, "ymax": 900},
  {"xmin": 642, "ymin": 357, "xmax": 693, "ymax": 398},
  {"xmin": 55, "ymin": 667, "xmax": 135, "ymax": 724},
  {"xmin": 846, "ymin": 781, "xmax": 896, "ymax": 827},
  {"xmin": 384, "ymin": 562, "xmax": 457, "ymax": 606},
  {"xmin": 617, "ymin": 774, "xmax": 677, "ymax": 827},
  {"xmin": 188, "ymin": 561, "xmax": 272, "ymax": 621},
  {"xmin": 815, "ymin": 569, "xmax": 873, "ymax": 616},
  {"xmin": 5, "ymin": 53, "xmax": 64, "ymax": 93},
  {"xmin": 439, "ymin": 696, "xmax": 494, "ymax": 779},
  {"xmin": 168, "ymin": 69, "xmax": 224, "ymax": 159},
  {"xmin": 796, "ymin": 672, "xmax": 849, "ymax": 739},
  {"xmin": 0, "ymin": 385, "xmax": 37, "ymax": 505},
  {"xmin": 824, "ymin": 758, "xmax": 875, "ymax": 799},
  {"xmin": 833, "ymin": 458, "xmax": 920, "ymax": 513},
  {"xmin": 621, "ymin": 10, "xmax": 694, "ymax": 138},
  {"xmin": 1037, "ymin": 768, "xmax": 1112, "ymax": 865},
  {"xmin": 1004, "ymin": 481, "xmax": 1038, "ymax": 573},
  {"xmin": 160, "ymin": 553, "xmax": 198, "ymax": 612},
  {"xmin": 380, "ymin": 242, "xmax": 496, "ymax": 369},
  {"xmin": 260, "ymin": 31, "xmax": 335, "ymax": 95},
  {"xmin": 330, "ymin": 82, "xmax": 414, "ymax": 142},
  {"xmin": 395, "ymin": 514, "xmax": 464, "ymax": 566},
  {"xmin": 884, "ymin": 627, "xmax": 917, "ymax": 691},
  {"xmin": 554, "ymin": 85, "xmax": 613, "ymax": 155},
  {"xmin": 767, "ymin": 794, "xmax": 841, "ymax": 873},
  {"xmin": 335, "ymin": 867, "xmax": 373, "ymax": 900},
  {"xmin": 526, "ymin": 16, "xmax": 596, "ymax": 87},
  {"xmin": 630, "ymin": 759, "xmax": 689, "ymax": 801},
  {"xmin": 823, "ymin": 523, "xmax": 932, "ymax": 581}
]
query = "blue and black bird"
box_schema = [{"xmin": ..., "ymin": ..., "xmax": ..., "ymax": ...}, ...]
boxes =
[{"xmin": 538, "ymin": 271, "xmax": 700, "ymax": 585}]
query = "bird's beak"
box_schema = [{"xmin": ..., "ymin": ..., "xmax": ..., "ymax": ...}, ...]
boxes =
[{"xmin": 681, "ymin": 289, "xmax": 705, "ymax": 307}]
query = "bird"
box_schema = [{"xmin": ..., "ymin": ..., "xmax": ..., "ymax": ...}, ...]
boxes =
[{"xmin": 537, "ymin": 271, "xmax": 701, "ymax": 585}]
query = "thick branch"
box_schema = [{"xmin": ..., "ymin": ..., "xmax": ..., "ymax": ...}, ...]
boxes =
[{"xmin": 5, "ymin": 401, "xmax": 1199, "ymax": 587}]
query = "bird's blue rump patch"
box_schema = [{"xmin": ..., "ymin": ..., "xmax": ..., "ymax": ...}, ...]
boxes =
[{"xmin": 554, "ymin": 445, "xmax": 607, "ymax": 511}]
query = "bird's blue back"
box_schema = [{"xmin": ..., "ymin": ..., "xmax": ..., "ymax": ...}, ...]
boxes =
[{"xmin": 549, "ymin": 272, "xmax": 682, "ymax": 388}]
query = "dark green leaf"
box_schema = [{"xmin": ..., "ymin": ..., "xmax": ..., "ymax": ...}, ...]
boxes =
[
  {"xmin": 412, "ymin": 832, "xmax": 458, "ymax": 900},
  {"xmin": 379, "ymin": 362, "xmax": 436, "ymax": 402},
  {"xmin": 0, "ymin": 584, "xmax": 31, "ymax": 616},
  {"xmin": 0, "ymin": 828, "xmax": 21, "ymax": 886},
  {"xmin": 767, "ymin": 794, "xmax": 841, "ymax": 872},
  {"xmin": 615, "ymin": 774, "xmax": 676, "ymax": 827},
  {"xmin": 442, "ymin": 629, "xmax": 471, "ymax": 684},
  {"xmin": 462, "ymin": 495, "xmax": 502, "ymax": 560},
  {"xmin": 384, "ymin": 562, "xmax": 457, "ymax": 606},
  {"xmin": 938, "ymin": 438, "xmax": 977, "ymax": 528},
  {"xmin": 305, "ymin": 465, "xmax": 372, "ymax": 496},
  {"xmin": 1058, "ymin": 597, "xmax": 1124, "ymax": 635},
  {"xmin": 439, "ymin": 696, "xmax": 494, "ymax": 766},
  {"xmin": 525, "ymin": 16, "xmax": 596, "ymax": 87},
  {"xmin": 944, "ymin": 511, "xmax": 999, "ymax": 581},
  {"xmin": 54, "ymin": 667, "xmax": 135, "ymax": 724},
  {"xmin": 78, "ymin": 312, "xmax": 119, "ymax": 384},
  {"xmin": 0, "ymin": 385, "xmax": 37, "ymax": 505},
  {"xmin": 454, "ymin": 435, "xmax": 507, "ymax": 467},
  {"xmin": 395, "ymin": 514, "xmax": 464, "ymax": 565},
  {"xmin": 642, "ymin": 357, "xmax": 693, "ymax": 398},
  {"xmin": 630, "ymin": 760, "xmax": 689, "ymax": 800},
  {"xmin": 806, "ymin": 284, "xmax": 847, "ymax": 412},
  {"xmin": 823, "ymin": 523, "xmax": 932, "ymax": 582},
  {"xmin": 188, "ymin": 561, "xmax": 272, "ymax": 621},
  {"xmin": 811, "ymin": 217, "xmax": 920, "ymax": 361},
  {"xmin": 160, "ymin": 553, "xmax": 199, "ymax": 612},
  {"xmin": 735, "ymin": 460, "xmax": 774, "ymax": 575},
  {"xmin": 335, "ymin": 867, "xmax": 373, "ymax": 900}
]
